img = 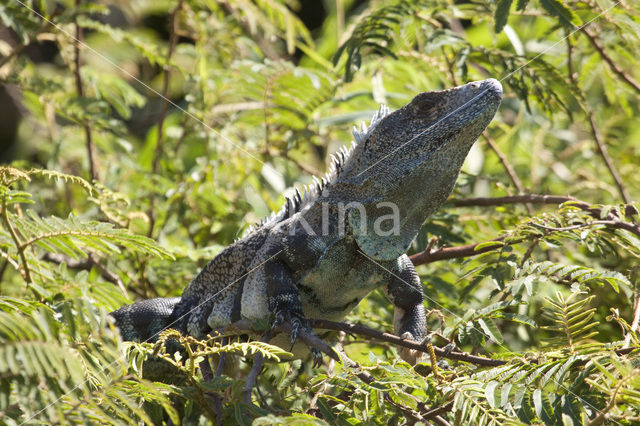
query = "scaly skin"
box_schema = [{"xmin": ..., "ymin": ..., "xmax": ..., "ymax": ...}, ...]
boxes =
[{"xmin": 111, "ymin": 79, "xmax": 503, "ymax": 363}]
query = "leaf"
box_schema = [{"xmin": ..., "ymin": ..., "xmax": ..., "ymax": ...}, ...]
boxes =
[
  {"xmin": 11, "ymin": 211, "xmax": 173, "ymax": 260},
  {"xmin": 533, "ymin": 389, "xmax": 554, "ymax": 423},
  {"xmin": 485, "ymin": 380, "xmax": 501, "ymax": 408},
  {"xmin": 333, "ymin": 1, "xmax": 428, "ymax": 81},
  {"xmin": 539, "ymin": 0, "xmax": 581, "ymax": 27},
  {"xmin": 478, "ymin": 318, "xmax": 505, "ymax": 344},
  {"xmin": 495, "ymin": 0, "xmax": 514, "ymax": 33}
]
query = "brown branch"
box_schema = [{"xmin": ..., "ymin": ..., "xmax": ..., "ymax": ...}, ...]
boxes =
[
  {"xmin": 74, "ymin": 0, "xmax": 98, "ymax": 182},
  {"xmin": 309, "ymin": 319, "xmax": 507, "ymax": 367},
  {"xmin": 1, "ymin": 194, "xmax": 33, "ymax": 289},
  {"xmin": 566, "ymin": 29, "xmax": 575, "ymax": 84},
  {"xmin": 482, "ymin": 133, "xmax": 533, "ymax": 214},
  {"xmin": 564, "ymin": 30, "xmax": 631, "ymax": 205},
  {"xmin": 410, "ymin": 236, "xmax": 508, "ymax": 266},
  {"xmin": 451, "ymin": 194, "xmax": 576, "ymax": 208},
  {"xmin": 451, "ymin": 194, "xmax": 640, "ymax": 238},
  {"xmin": 409, "ymin": 194, "xmax": 640, "ymax": 266},
  {"xmin": 41, "ymin": 252, "xmax": 128, "ymax": 297},
  {"xmin": 152, "ymin": 0, "xmax": 183, "ymax": 174},
  {"xmin": 586, "ymin": 111, "xmax": 631, "ymax": 204},
  {"xmin": 581, "ymin": 27, "xmax": 640, "ymax": 95},
  {"xmin": 243, "ymin": 332, "xmax": 271, "ymax": 404},
  {"xmin": 422, "ymin": 402, "xmax": 454, "ymax": 422}
]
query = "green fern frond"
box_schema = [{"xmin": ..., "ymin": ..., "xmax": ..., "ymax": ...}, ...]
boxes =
[
  {"xmin": 333, "ymin": 1, "xmax": 428, "ymax": 82},
  {"xmin": 444, "ymin": 378, "xmax": 523, "ymax": 425},
  {"xmin": 211, "ymin": 0, "xmax": 314, "ymax": 55},
  {"xmin": 540, "ymin": 291, "xmax": 600, "ymax": 353},
  {"xmin": 0, "ymin": 298, "xmax": 179, "ymax": 424},
  {"xmin": 27, "ymin": 168, "xmax": 94, "ymax": 194},
  {"xmin": 10, "ymin": 211, "xmax": 173, "ymax": 260},
  {"xmin": 224, "ymin": 60, "xmax": 335, "ymax": 136},
  {"xmin": 518, "ymin": 260, "xmax": 630, "ymax": 293}
]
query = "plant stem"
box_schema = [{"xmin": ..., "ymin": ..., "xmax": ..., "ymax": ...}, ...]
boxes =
[
  {"xmin": 74, "ymin": 0, "xmax": 99, "ymax": 182},
  {"xmin": 1, "ymin": 194, "xmax": 33, "ymax": 288}
]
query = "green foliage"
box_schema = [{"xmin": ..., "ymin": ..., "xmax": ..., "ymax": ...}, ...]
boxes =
[{"xmin": 1, "ymin": 0, "xmax": 640, "ymax": 424}]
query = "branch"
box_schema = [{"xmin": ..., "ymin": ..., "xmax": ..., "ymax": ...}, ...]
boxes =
[
  {"xmin": 451, "ymin": 194, "xmax": 576, "ymax": 207},
  {"xmin": 243, "ymin": 332, "xmax": 271, "ymax": 404},
  {"xmin": 410, "ymin": 236, "xmax": 509, "ymax": 266},
  {"xmin": 586, "ymin": 111, "xmax": 631, "ymax": 204},
  {"xmin": 409, "ymin": 194, "xmax": 640, "ymax": 266},
  {"xmin": 152, "ymin": 0, "xmax": 183, "ymax": 174},
  {"xmin": 74, "ymin": 0, "xmax": 99, "ymax": 182},
  {"xmin": 565, "ymin": 28, "xmax": 631, "ymax": 204},
  {"xmin": 422, "ymin": 401, "xmax": 454, "ymax": 422},
  {"xmin": 1, "ymin": 194, "xmax": 33, "ymax": 289},
  {"xmin": 450, "ymin": 194, "xmax": 640, "ymax": 238},
  {"xmin": 482, "ymin": 132, "xmax": 533, "ymax": 214},
  {"xmin": 41, "ymin": 252, "xmax": 127, "ymax": 297},
  {"xmin": 309, "ymin": 319, "xmax": 507, "ymax": 367},
  {"xmin": 581, "ymin": 27, "xmax": 640, "ymax": 95}
]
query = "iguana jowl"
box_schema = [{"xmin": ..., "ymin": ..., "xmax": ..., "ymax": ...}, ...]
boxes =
[{"xmin": 112, "ymin": 79, "xmax": 502, "ymax": 360}]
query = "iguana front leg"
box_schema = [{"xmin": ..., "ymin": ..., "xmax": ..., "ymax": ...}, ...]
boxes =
[
  {"xmin": 384, "ymin": 255, "xmax": 427, "ymax": 363},
  {"xmin": 264, "ymin": 259, "xmax": 323, "ymax": 364}
]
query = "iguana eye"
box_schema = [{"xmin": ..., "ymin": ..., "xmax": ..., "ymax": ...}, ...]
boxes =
[{"xmin": 412, "ymin": 92, "xmax": 443, "ymax": 115}]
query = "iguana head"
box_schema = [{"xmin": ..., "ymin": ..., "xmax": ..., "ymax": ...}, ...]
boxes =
[{"xmin": 327, "ymin": 79, "xmax": 503, "ymax": 260}]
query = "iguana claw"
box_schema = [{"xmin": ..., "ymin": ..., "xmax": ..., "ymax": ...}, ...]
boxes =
[{"xmin": 272, "ymin": 310, "xmax": 324, "ymax": 366}]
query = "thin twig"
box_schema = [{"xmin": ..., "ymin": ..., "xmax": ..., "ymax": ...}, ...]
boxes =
[
  {"xmin": 243, "ymin": 332, "xmax": 271, "ymax": 404},
  {"xmin": 152, "ymin": 0, "xmax": 183, "ymax": 174},
  {"xmin": 586, "ymin": 111, "xmax": 631, "ymax": 204},
  {"xmin": 482, "ymin": 133, "xmax": 533, "ymax": 214},
  {"xmin": 74, "ymin": 0, "xmax": 99, "ymax": 182},
  {"xmin": 1, "ymin": 193, "xmax": 33, "ymax": 289},
  {"xmin": 308, "ymin": 319, "xmax": 507, "ymax": 367},
  {"xmin": 450, "ymin": 194, "xmax": 640, "ymax": 238},
  {"xmin": 410, "ymin": 236, "xmax": 508, "ymax": 266},
  {"xmin": 581, "ymin": 27, "xmax": 640, "ymax": 95},
  {"xmin": 423, "ymin": 402, "xmax": 454, "ymax": 421},
  {"xmin": 41, "ymin": 252, "xmax": 128, "ymax": 297},
  {"xmin": 148, "ymin": 0, "xmax": 183, "ymax": 239},
  {"xmin": 625, "ymin": 268, "xmax": 640, "ymax": 348},
  {"xmin": 564, "ymin": 31, "xmax": 631, "ymax": 204}
]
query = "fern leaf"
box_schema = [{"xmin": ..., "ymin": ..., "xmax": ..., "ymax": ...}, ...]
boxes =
[
  {"xmin": 11, "ymin": 211, "xmax": 173, "ymax": 260},
  {"xmin": 540, "ymin": 292, "xmax": 600, "ymax": 352},
  {"xmin": 27, "ymin": 169, "xmax": 94, "ymax": 194},
  {"xmin": 539, "ymin": 0, "xmax": 581, "ymax": 28},
  {"xmin": 333, "ymin": 1, "xmax": 426, "ymax": 81},
  {"xmin": 494, "ymin": 0, "xmax": 514, "ymax": 33}
]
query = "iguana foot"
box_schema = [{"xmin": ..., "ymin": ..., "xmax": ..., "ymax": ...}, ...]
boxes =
[
  {"xmin": 272, "ymin": 310, "xmax": 324, "ymax": 366},
  {"xmin": 398, "ymin": 331, "xmax": 429, "ymax": 365}
]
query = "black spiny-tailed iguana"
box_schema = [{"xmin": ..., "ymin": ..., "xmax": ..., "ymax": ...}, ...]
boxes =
[{"xmin": 111, "ymin": 79, "xmax": 503, "ymax": 362}]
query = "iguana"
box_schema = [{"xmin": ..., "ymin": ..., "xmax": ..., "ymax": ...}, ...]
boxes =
[{"xmin": 111, "ymin": 78, "xmax": 502, "ymax": 362}]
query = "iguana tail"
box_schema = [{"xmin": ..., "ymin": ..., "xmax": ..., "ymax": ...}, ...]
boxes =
[{"xmin": 110, "ymin": 297, "xmax": 181, "ymax": 342}]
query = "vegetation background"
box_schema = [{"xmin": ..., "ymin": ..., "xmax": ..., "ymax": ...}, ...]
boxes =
[{"xmin": 1, "ymin": 0, "xmax": 639, "ymax": 424}]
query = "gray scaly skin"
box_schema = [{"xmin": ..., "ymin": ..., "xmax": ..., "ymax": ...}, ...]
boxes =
[{"xmin": 111, "ymin": 79, "xmax": 503, "ymax": 362}]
